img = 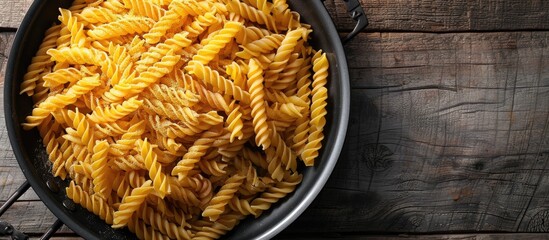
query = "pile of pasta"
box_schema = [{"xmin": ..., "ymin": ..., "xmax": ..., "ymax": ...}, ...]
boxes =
[{"xmin": 21, "ymin": 0, "xmax": 329, "ymax": 239}]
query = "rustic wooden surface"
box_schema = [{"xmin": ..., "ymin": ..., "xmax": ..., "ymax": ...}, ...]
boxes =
[{"xmin": 1, "ymin": 0, "xmax": 549, "ymax": 239}]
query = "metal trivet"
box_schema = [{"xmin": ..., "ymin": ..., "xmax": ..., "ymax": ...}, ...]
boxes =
[{"xmin": 0, "ymin": 181, "xmax": 64, "ymax": 240}]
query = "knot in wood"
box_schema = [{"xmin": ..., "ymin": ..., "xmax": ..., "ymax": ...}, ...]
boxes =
[
  {"xmin": 528, "ymin": 210, "xmax": 549, "ymax": 232},
  {"xmin": 362, "ymin": 144, "xmax": 393, "ymax": 172}
]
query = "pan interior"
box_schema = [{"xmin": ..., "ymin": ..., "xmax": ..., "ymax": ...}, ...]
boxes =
[{"xmin": 5, "ymin": 0, "xmax": 349, "ymax": 239}]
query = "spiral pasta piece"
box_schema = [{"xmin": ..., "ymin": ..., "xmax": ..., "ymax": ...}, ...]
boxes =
[
  {"xmin": 105, "ymin": 44, "xmax": 133, "ymax": 86},
  {"xmin": 88, "ymin": 96, "xmax": 143, "ymax": 124},
  {"xmin": 113, "ymin": 180, "xmax": 154, "ymax": 228},
  {"xmin": 23, "ymin": 75, "xmax": 101, "ymax": 130},
  {"xmin": 250, "ymin": 172, "xmax": 302, "ymax": 216},
  {"xmin": 146, "ymin": 114, "xmax": 209, "ymax": 140},
  {"xmin": 264, "ymin": 27, "xmax": 305, "ymax": 86},
  {"xmin": 90, "ymin": 140, "xmax": 113, "ymax": 199},
  {"xmin": 198, "ymin": 157, "xmax": 228, "ymax": 177},
  {"xmin": 139, "ymin": 205, "xmax": 192, "ymax": 240},
  {"xmin": 185, "ymin": 76, "xmax": 230, "ymax": 112},
  {"xmin": 183, "ymin": 11, "xmax": 218, "ymax": 39},
  {"xmin": 113, "ymin": 155, "xmax": 147, "ymax": 171},
  {"xmin": 146, "ymin": 84, "xmax": 199, "ymax": 107},
  {"xmin": 143, "ymin": 98, "xmax": 199, "ymax": 124},
  {"xmin": 109, "ymin": 120, "xmax": 145, "ymax": 156},
  {"xmin": 291, "ymin": 57, "xmax": 312, "ymax": 154},
  {"xmin": 225, "ymin": 101, "xmax": 244, "ymax": 142},
  {"xmin": 188, "ymin": 62, "xmax": 250, "ymax": 104},
  {"xmin": 137, "ymin": 32, "xmax": 192, "ymax": 72},
  {"xmin": 87, "ymin": 15, "xmax": 154, "ymax": 40},
  {"xmin": 271, "ymin": 54, "xmax": 304, "ymax": 90},
  {"xmin": 77, "ymin": 6, "xmax": 118, "ymax": 24},
  {"xmin": 63, "ymin": 109, "xmax": 95, "ymax": 155},
  {"xmin": 172, "ymin": 128, "xmax": 223, "ymax": 180},
  {"xmin": 143, "ymin": 0, "xmax": 187, "ymax": 44},
  {"xmin": 20, "ymin": 24, "xmax": 60, "ymax": 96},
  {"xmin": 225, "ymin": 61, "xmax": 248, "ymax": 90},
  {"xmin": 236, "ymin": 34, "xmax": 283, "ymax": 59},
  {"xmin": 246, "ymin": 0, "xmax": 272, "ymax": 14},
  {"xmin": 202, "ymin": 174, "xmax": 245, "ymax": 221},
  {"xmin": 192, "ymin": 212, "xmax": 245, "ymax": 240},
  {"xmin": 226, "ymin": 0, "xmax": 277, "ymax": 32},
  {"xmin": 190, "ymin": 21, "xmax": 242, "ymax": 66},
  {"xmin": 247, "ymin": 59, "xmax": 270, "ymax": 150},
  {"xmin": 167, "ymin": 178, "xmax": 201, "ymax": 207},
  {"xmin": 42, "ymin": 67, "xmax": 84, "ymax": 88},
  {"xmin": 58, "ymin": 8, "xmax": 88, "ymax": 48},
  {"xmin": 129, "ymin": 52, "xmax": 181, "ymax": 97},
  {"xmin": 301, "ymin": 52, "xmax": 328, "ymax": 166},
  {"xmin": 136, "ymin": 139, "xmax": 170, "ymax": 198},
  {"xmin": 123, "ymin": 0, "xmax": 165, "ymax": 21},
  {"xmin": 127, "ymin": 216, "xmax": 170, "ymax": 240},
  {"xmin": 47, "ymin": 46, "xmax": 107, "ymax": 65},
  {"xmin": 228, "ymin": 196, "xmax": 256, "ymax": 216},
  {"xmin": 66, "ymin": 181, "xmax": 115, "ymax": 224}
]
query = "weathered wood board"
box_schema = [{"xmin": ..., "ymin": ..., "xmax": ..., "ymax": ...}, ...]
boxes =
[
  {"xmin": 285, "ymin": 31, "xmax": 549, "ymax": 233},
  {"xmin": 0, "ymin": 0, "xmax": 32, "ymax": 29},
  {"xmin": 1, "ymin": 0, "xmax": 549, "ymax": 32},
  {"xmin": 327, "ymin": 0, "xmax": 549, "ymax": 32}
]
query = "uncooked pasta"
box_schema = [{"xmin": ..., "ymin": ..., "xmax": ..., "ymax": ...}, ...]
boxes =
[{"xmin": 21, "ymin": 0, "xmax": 330, "ymax": 239}]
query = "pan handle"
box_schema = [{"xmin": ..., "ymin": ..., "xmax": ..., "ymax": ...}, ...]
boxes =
[
  {"xmin": 322, "ymin": 0, "xmax": 369, "ymax": 44},
  {"xmin": 341, "ymin": 0, "xmax": 368, "ymax": 43}
]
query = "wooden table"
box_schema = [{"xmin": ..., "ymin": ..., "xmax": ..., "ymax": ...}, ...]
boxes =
[{"xmin": 1, "ymin": 0, "xmax": 549, "ymax": 239}]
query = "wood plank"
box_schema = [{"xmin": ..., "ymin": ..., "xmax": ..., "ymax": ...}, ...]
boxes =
[
  {"xmin": 0, "ymin": 33, "xmax": 40, "ymax": 202},
  {"xmin": 0, "ymin": 31, "xmax": 15, "ymax": 84},
  {"xmin": 0, "ymin": 0, "xmax": 32, "ymax": 29},
  {"xmin": 326, "ymin": 0, "xmax": 549, "ymax": 32},
  {"xmin": 1, "ymin": 201, "xmax": 74, "ymax": 235},
  {"xmin": 1, "ymin": 0, "xmax": 549, "ymax": 32},
  {"xmin": 283, "ymin": 31, "xmax": 549, "ymax": 233}
]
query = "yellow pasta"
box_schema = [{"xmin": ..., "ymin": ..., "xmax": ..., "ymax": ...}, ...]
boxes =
[
  {"xmin": 113, "ymin": 180, "xmax": 154, "ymax": 228},
  {"xmin": 247, "ymin": 58, "xmax": 270, "ymax": 150},
  {"xmin": 20, "ymin": 24, "xmax": 60, "ymax": 96},
  {"xmin": 136, "ymin": 139, "xmax": 171, "ymax": 198},
  {"xmin": 23, "ymin": 74, "xmax": 101, "ymax": 129},
  {"xmin": 202, "ymin": 174, "xmax": 245, "ymax": 221},
  {"xmin": 87, "ymin": 15, "xmax": 155, "ymax": 40},
  {"xmin": 21, "ymin": 1, "xmax": 330, "ymax": 239},
  {"xmin": 66, "ymin": 181, "xmax": 115, "ymax": 224},
  {"xmin": 301, "ymin": 51, "xmax": 328, "ymax": 166}
]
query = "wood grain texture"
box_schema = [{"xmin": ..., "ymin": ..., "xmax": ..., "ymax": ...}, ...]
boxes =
[
  {"xmin": 0, "ymin": 33, "xmax": 39, "ymax": 202},
  {"xmin": 0, "ymin": 0, "xmax": 32, "ymax": 29},
  {"xmin": 1, "ymin": 0, "xmax": 549, "ymax": 31},
  {"xmin": 284, "ymin": 31, "xmax": 549, "ymax": 234},
  {"xmin": 0, "ymin": 32, "xmax": 14, "ymax": 84},
  {"xmin": 325, "ymin": 0, "xmax": 549, "ymax": 32}
]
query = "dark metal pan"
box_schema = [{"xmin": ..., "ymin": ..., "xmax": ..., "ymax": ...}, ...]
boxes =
[{"xmin": 4, "ymin": 0, "xmax": 367, "ymax": 239}]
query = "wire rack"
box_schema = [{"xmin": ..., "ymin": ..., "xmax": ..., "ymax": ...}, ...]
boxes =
[{"xmin": 0, "ymin": 181, "xmax": 64, "ymax": 240}]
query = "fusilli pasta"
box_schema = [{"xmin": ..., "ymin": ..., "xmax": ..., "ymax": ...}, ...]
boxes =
[{"xmin": 21, "ymin": 1, "xmax": 330, "ymax": 239}]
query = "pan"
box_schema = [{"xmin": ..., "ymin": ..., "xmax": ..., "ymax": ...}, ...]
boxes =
[{"xmin": 4, "ymin": 0, "xmax": 367, "ymax": 239}]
